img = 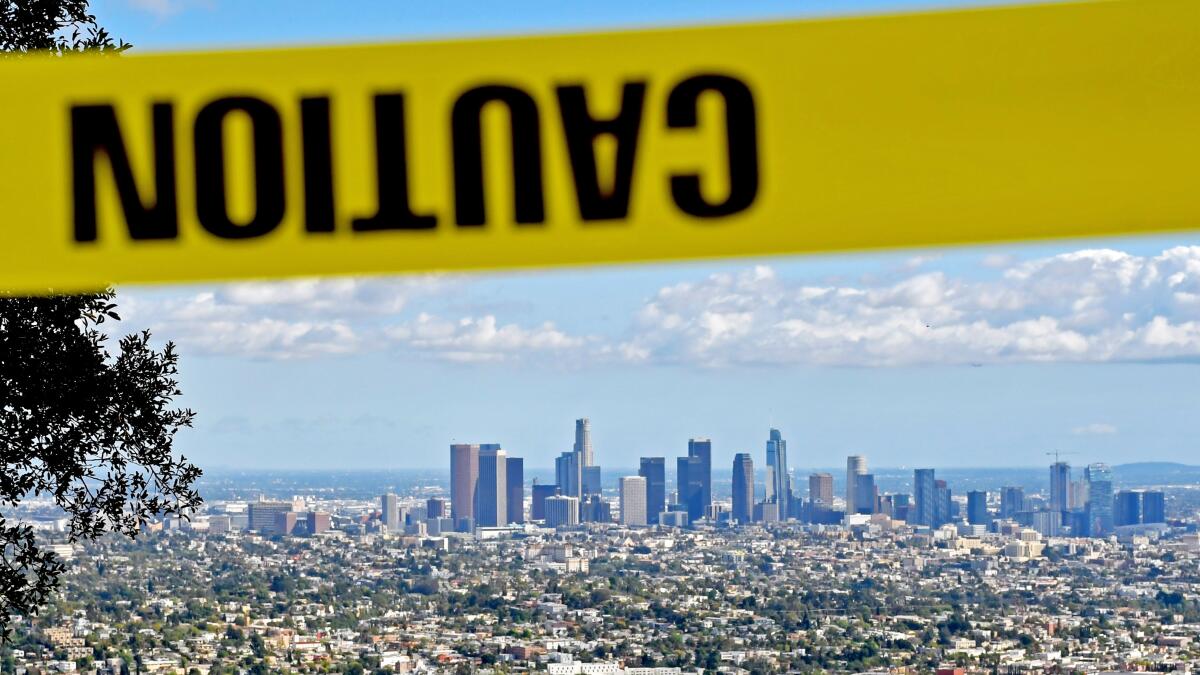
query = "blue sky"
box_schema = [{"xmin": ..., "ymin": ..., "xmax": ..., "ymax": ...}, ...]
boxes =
[{"xmin": 95, "ymin": 0, "xmax": 1200, "ymax": 471}]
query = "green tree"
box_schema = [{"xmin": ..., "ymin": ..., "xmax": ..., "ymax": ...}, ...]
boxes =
[{"xmin": 0, "ymin": 4, "xmax": 201, "ymax": 633}]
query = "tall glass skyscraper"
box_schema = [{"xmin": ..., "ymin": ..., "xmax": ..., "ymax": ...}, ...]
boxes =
[
  {"xmin": 1114, "ymin": 490, "xmax": 1141, "ymax": 527},
  {"xmin": 506, "ymin": 456, "xmax": 524, "ymax": 524},
  {"xmin": 555, "ymin": 450, "xmax": 581, "ymax": 499},
  {"xmin": 911, "ymin": 468, "xmax": 936, "ymax": 527},
  {"xmin": 687, "ymin": 438, "xmax": 712, "ymax": 517},
  {"xmin": 765, "ymin": 429, "xmax": 790, "ymax": 514},
  {"xmin": 677, "ymin": 455, "xmax": 706, "ymax": 521},
  {"xmin": 967, "ymin": 490, "xmax": 988, "ymax": 525},
  {"xmin": 1085, "ymin": 462, "xmax": 1113, "ymax": 536},
  {"xmin": 1142, "ymin": 491, "xmax": 1166, "ymax": 524},
  {"xmin": 475, "ymin": 445, "xmax": 507, "ymax": 527},
  {"xmin": 732, "ymin": 453, "xmax": 754, "ymax": 524},
  {"xmin": 1050, "ymin": 461, "xmax": 1071, "ymax": 513},
  {"xmin": 853, "ymin": 473, "xmax": 877, "ymax": 515},
  {"xmin": 638, "ymin": 457, "xmax": 666, "ymax": 524}
]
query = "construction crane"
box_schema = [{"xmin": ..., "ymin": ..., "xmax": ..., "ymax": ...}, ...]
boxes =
[{"xmin": 1045, "ymin": 450, "xmax": 1078, "ymax": 464}]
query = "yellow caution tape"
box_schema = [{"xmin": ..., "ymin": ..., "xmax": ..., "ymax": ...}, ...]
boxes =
[{"xmin": 1, "ymin": 0, "xmax": 1198, "ymax": 291}]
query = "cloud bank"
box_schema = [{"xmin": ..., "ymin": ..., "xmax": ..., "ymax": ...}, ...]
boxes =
[{"xmin": 119, "ymin": 246, "xmax": 1200, "ymax": 367}]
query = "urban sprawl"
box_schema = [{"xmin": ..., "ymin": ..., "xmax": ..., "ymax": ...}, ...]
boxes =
[{"xmin": 9, "ymin": 419, "xmax": 1200, "ymax": 675}]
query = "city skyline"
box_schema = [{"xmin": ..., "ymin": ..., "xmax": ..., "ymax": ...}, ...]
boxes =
[
  {"xmin": 433, "ymin": 418, "xmax": 1173, "ymax": 538},
  {"xmin": 89, "ymin": 0, "xmax": 1200, "ymax": 474},
  {"xmin": 120, "ymin": 238, "xmax": 1200, "ymax": 471}
]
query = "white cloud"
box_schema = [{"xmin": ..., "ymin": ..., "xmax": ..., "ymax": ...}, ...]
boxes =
[
  {"xmin": 384, "ymin": 314, "xmax": 591, "ymax": 363},
  {"xmin": 116, "ymin": 246, "xmax": 1200, "ymax": 367},
  {"xmin": 1072, "ymin": 423, "xmax": 1118, "ymax": 436},
  {"xmin": 619, "ymin": 247, "xmax": 1200, "ymax": 367},
  {"xmin": 982, "ymin": 253, "xmax": 1018, "ymax": 269},
  {"xmin": 118, "ymin": 277, "xmax": 453, "ymax": 360}
]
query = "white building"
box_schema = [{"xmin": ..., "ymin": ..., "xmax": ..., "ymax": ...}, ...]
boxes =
[
  {"xmin": 545, "ymin": 495, "xmax": 580, "ymax": 528},
  {"xmin": 620, "ymin": 475, "xmax": 647, "ymax": 526}
]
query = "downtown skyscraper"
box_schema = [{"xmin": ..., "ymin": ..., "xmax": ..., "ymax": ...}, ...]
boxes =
[
  {"xmin": 475, "ymin": 444, "xmax": 507, "ymax": 527},
  {"xmin": 639, "ymin": 457, "xmax": 666, "ymax": 524},
  {"xmin": 574, "ymin": 418, "xmax": 593, "ymax": 468},
  {"xmin": 555, "ymin": 450, "xmax": 582, "ymax": 499},
  {"xmin": 381, "ymin": 493, "xmax": 401, "ymax": 531},
  {"xmin": 678, "ymin": 438, "xmax": 712, "ymax": 521},
  {"xmin": 846, "ymin": 455, "xmax": 867, "ymax": 516},
  {"xmin": 809, "ymin": 472, "xmax": 834, "ymax": 509},
  {"xmin": 731, "ymin": 453, "xmax": 754, "ymax": 524},
  {"xmin": 1050, "ymin": 461, "xmax": 1071, "ymax": 513},
  {"xmin": 619, "ymin": 475, "xmax": 647, "ymax": 526},
  {"xmin": 911, "ymin": 468, "xmax": 936, "ymax": 527},
  {"xmin": 764, "ymin": 429, "xmax": 791, "ymax": 515},
  {"xmin": 506, "ymin": 456, "xmax": 524, "ymax": 524},
  {"xmin": 449, "ymin": 443, "xmax": 479, "ymax": 529},
  {"xmin": 1085, "ymin": 462, "xmax": 1113, "ymax": 535}
]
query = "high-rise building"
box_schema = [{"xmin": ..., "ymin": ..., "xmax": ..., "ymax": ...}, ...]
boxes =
[
  {"xmin": 273, "ymin": 511, "xmax": 299, "ymax": 536},
  {"xmin": 934, "ymin": 480, "xmax": 952, "ymax": 526},
  {"xmin": 574, "ymin": 418, "xmax": 593, "ymax": 467},
  {"xmin": 639, "ymin": 457, "xmax": 666, "ymax": 525},
  {"xmin": 475, "ymin": 445, "xmax": 508, "ymax": 527},
  {"xmin": 911, "ymin": 468, "xmax": 936, "ymax": 527},
  {"xmin": 620, "ymin": 476, "xmax": 648, "ymax": 526},
  {"xmin": 1000, "ymin": 486, "xmax": 1026, "ymax": 518},
  {"xmin": 450, "ymin": 443, "xmax": 479, "ymax": 529},
  {"xmin": 967, "ymin": 490, "xmax": 988, "ymax": 525},
  {"xmin": 506, "ymin": 456, "xmax": 524, "ymax": 524},
  {"xmin": 531, "ymin": 482, "xmax": 559, "ymax": 521},
  {"xmin": 846, "ymin": 456, "xmax": 867, "ymax": 515},
  {"xmin": 307, "ymin": 511, "xmax": 331, "ymax": 535},
  {"xmin": 1049, "ymin": 461, "xmax": 1071, "ymax": 513},
  {"xmin": 582, "ymin": 494, "xmax": 611, "ymax": 523},
  {"xmin": 1114, "ymin": 490, "xmax": 1142, "ymax": 527},
  {"xmin": 764, "ymin": 429, "xmax": 790, "ymax": 515},
  {"xmin": 582, "ymin": 466, "xmax": 602, "ymax": 496},
  {"xmin": 881, "ymin": 493, "xmax": 910, "ymax": 521},
  {"xmin": 1142, "ymin": 491, "xmax": 1166, "ymax": 524},
  {"xmin": 687, "ymin": 438, "xmax": 713, "ymax": 518},
  {"xmin": 1070, "ymin": 477, "xmax": 1090, "ymax": 510},
  {"xmin": 545, "ymin": 495, "xmax": 580, "ymax": 528},
  {"xmin": 809, "ymin": 473, "xmax": 834, "ymax": 509},
  {"xmin": 555, "ymin": 450, "xmax": 581, "ymax": 499},
  {"xmin": 853, "ymin": 473, "xmax": 877, "ymax": 515},
  {"xmin": 731, "ymin": 453, "xmax": 755, "ymax": 524},
  {"xmin": 248, "ymin": 500, "xmax": 294, "ymax": 534},
  {"xmin": 1032, "ymin": 509, "xmax": 1062, "ymax": 537},
  {"xmin": 1085, "ymin": 463, "xmax": 1113, "ymax": 536},
  {"xmin": 426, "ymin": 497, "xmax": 447, "ymax": 519},
  {"xmin": 677, "ymin": 455, "xmax": 706, "ymax": 522},
  {"xmin": 381, "ymin": 493, "xmax": 400, "ymax": 532}
]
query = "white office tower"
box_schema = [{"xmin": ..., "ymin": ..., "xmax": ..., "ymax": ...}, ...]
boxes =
[
  {"xmin": 574, "ymin": 417, "xmax": 593, "ymax": 467},
  {"xmin": 381, "ymin": 493, "xmax": 400, "ymax": 531},
  {"xmin": 846, "ymin": 455, "xmax": 867, "ymax": 514},
  {"xmin": 544, "ymin": 495, "xmax": 580, "ymax": 528},
  {"xmin": 620, "ymin": 476, "xmax": 648, "ymax": 526}
]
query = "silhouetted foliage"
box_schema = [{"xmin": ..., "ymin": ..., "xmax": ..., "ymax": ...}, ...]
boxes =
[
  {"xmin": 0, "ymin": 291, "xmax": 201, "ymax": 630},
  {"xmin": 0, "ymin": 0, "xmax": 127, "ymax": 54},
  {"xmin": 1, "ymin": 3, "xmax": 198, "ymax": 634}
]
